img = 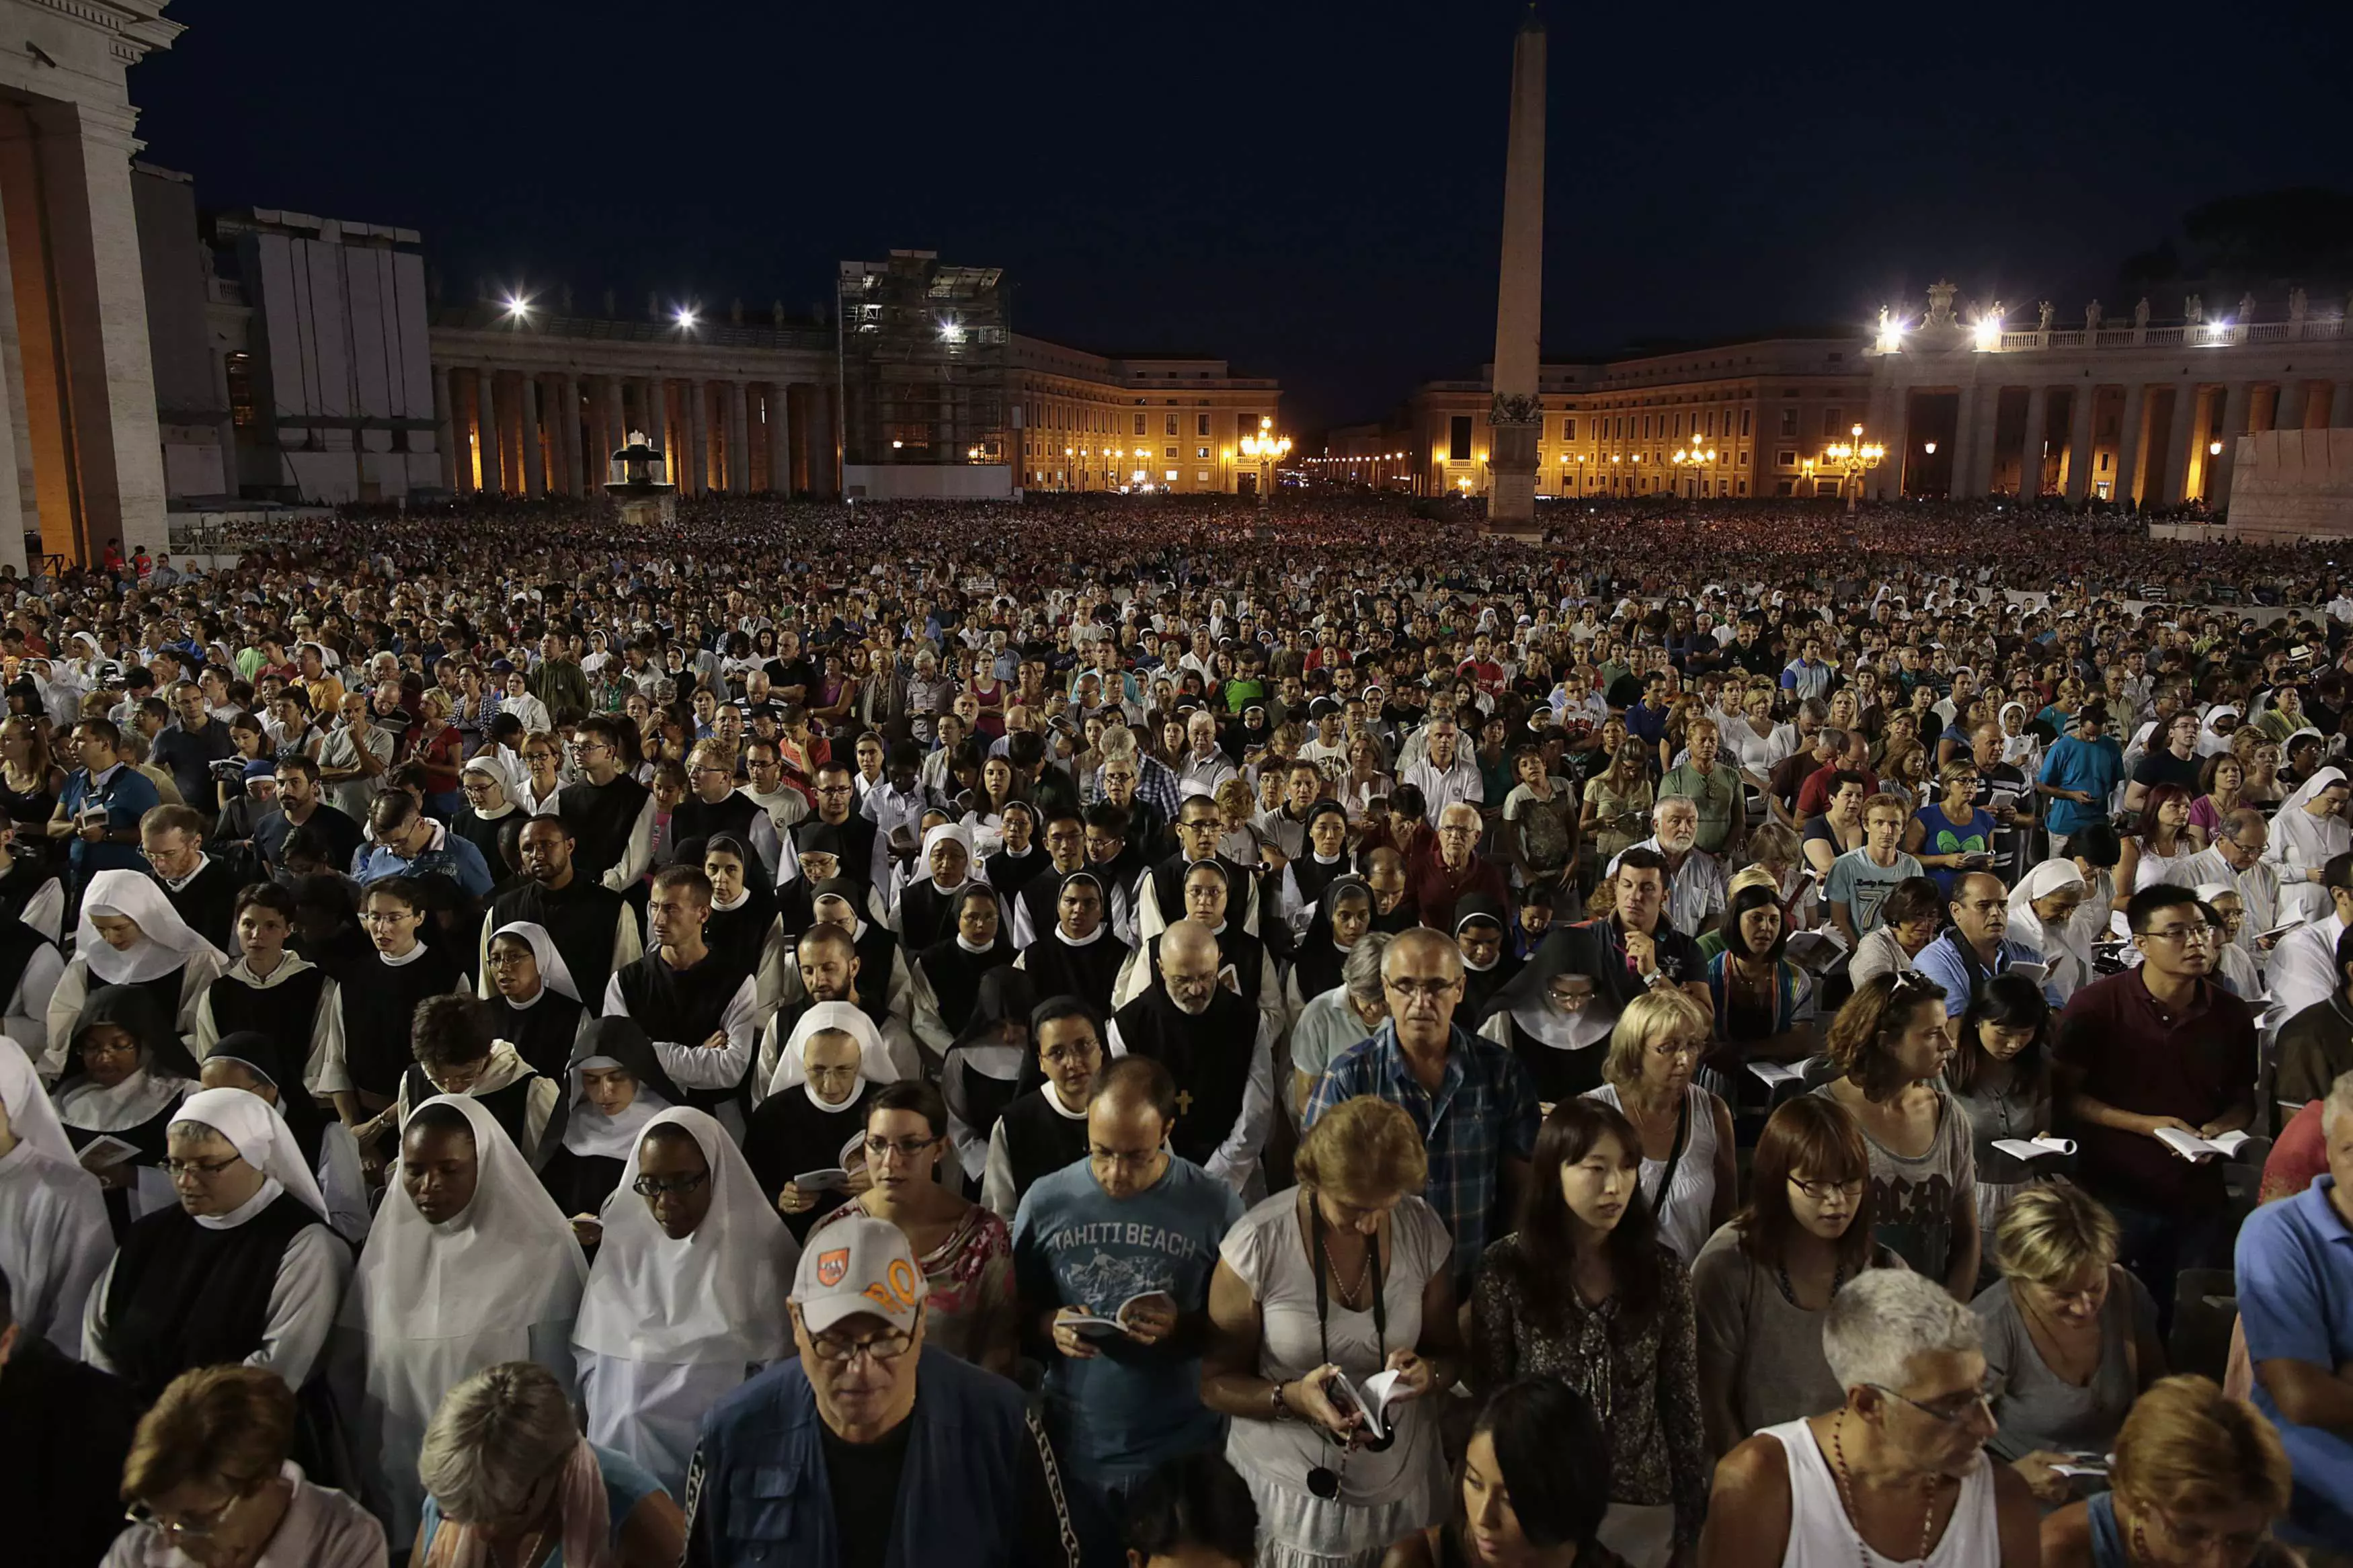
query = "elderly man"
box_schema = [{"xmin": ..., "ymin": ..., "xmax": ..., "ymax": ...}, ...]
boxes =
[
  {"xmin": 315, "ymin": 690, "xmax": 392, "ymax": 823},
  {"xmin": 2237, "ymin": 1068, "xmax": 2353, "ymax": 1555},
  {"xmin": 1769, "ymin": 722, "xmax": 1843, "ymax": 828},
  {"xmin": 1105, "ymin": 919, "xmax": 1273, "ymax": 1196},
  {"xmin": 1402, "ymin": 715, "xmax": 1483, "ymax": 821},
  {"xmin": 1176, "ymin": 708, "xmax": 1236, "ymax": 795},
  {"xmin": 2182, "ymin": 807, "xmax": 2282, "ymax": 950},
  {"xmin": 1304, "ymin": 927, "xmax": 1537, "ymax": 1288},
  {"xmin": 1660, "ymin": 715, "xmax": 1745, "ymax": 857},
  {"xmin": 1604, "ymin": 794, "xmax": 1728, "ymax": 940},
  {"xmin": 1701, "ymin": 1270, "xmax": 2038, "ymax": 1568},
  {"xmin": 1407, "ymin": 800, "xmax": 1509, "ymax": 934},
  {"xmin": 683, "ymin": 1214, "xmax": 1076, "ymax": 1568},
  {"xmin": 138, "ymin": 802, "xmax": 239, "ymax": 953},
  {"xmin": 1913, "ymin": 870, "xmax": 2061, "ymax": 1015}
]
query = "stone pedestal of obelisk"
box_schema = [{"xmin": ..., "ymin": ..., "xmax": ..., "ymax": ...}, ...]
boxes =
[{"xmin": 1486, "ymin": 9, "xmax": 1546, "ymax": 536}]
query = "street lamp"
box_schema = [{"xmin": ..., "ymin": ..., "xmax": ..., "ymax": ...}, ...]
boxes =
[
  {"xmin": 1669, "ymin": 434, "xmax": 1718, "ymax": 500},
  {"xmin": 1821, "ymin": 422, "xmax": 1886, "ymax": 513},
  {"xmin": 1238, "ymin": 415, "xmax": 1290, "ymax": 509}
]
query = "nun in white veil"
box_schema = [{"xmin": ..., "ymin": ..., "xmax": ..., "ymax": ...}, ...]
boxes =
[
  {"xmin": 745, "ymin": 1001, "xmax": 897, "ymax": 1243},
  {"xmin": 886, "ymin": 821, "xmax": 984, "ymax": 951},
  {"xmin": 2196, "ymin": 704, "xmax": 2243, "ymax": 758},
  {"xmin": 2005, "ymin": 860, "xmax": 2093, "ymax": 1003},
  {"xmin": 0, "ymin": 1034, "xmax": 112, "ymax": 1352},
  {"xmin": 2269, "ymin": 766, "xmax": 2350, "ymax": 924},
  {"xmin": 573, "ymin": 1106, "xmax": 799, "ymax": 1497},
  {"xmin": 41, "ymin": 868, "xmax": 227, "ymax": 1077},
  {"xmin": 332, "ymin": 1092, "xmax": 588, "ymax": 1551}
]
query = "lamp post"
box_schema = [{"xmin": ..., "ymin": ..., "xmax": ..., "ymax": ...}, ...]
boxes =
[
  {"xmin": 1238, "ymin": 415, "xmax": 1290, "ymax": 510},
  {"xmin": 1669, "ymin": 433, "xmax": 1718, "ymax": 500},
  {"xmin": 1821, "ymin": 423, "xmax": 1886, "ymax": 513}
]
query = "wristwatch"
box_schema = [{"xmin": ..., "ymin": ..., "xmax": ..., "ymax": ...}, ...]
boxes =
[{"xmin": 1642, "ymin": 968, "xmax": 1667, "ymax": 989}]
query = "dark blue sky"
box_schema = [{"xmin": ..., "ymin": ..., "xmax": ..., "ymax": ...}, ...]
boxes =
[{"xmin": 133, "ymin": 0, "xmax": 2340, "ymax": 438}]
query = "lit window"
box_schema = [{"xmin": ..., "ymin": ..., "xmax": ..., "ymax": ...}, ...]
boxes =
[
  {"xmin": 1195, "ymin": 469, "xmax": 1209, "ymax": 483},
  {"xmin": 1164, "ymin": 469, "xmax": 1178, "ymax": 482},
  {"xmin": 1197, "ymin": 446, "xmax": 1209, "ymax": 458}
]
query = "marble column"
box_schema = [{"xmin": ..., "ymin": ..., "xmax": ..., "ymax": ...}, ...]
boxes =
[
  {"xmin": 2210, "ymin": 381, "xmax": 2252, "ymax": 509},
  {"xmin": 2278, "ymin": 380, "xmax": 2310, "ymax": 434},
  {"xmin": 643, "ymin": 378, "xmax": 667, "ymax": 469},
  {"xmin": 520, "ymin": 375, "xmax": 546, "ymax": 498},
  {"xmin": 1949, "ymin": 384, "xmax": 1981, "ymax": 498},
  {"xmin": 2158, "ymin": 382, "xmax": 2200, "ymax": 506},
  {"xmin": 766, "ymin": 384, "xmax": 791, "ymax": 494},
  {"xmin": 723, "ymin": 382, "xmax": 748, "ymax": 493},
  {"xmin": 476, "ymin": 368, "xmax": 503, "ymax": 492},
  {"xmin": 2017, "ymin": 384, "xmax": 2048, "ymax": 497},
  {"xmin": 604, "ymin": 379, "xmax": 626, "ymax": 472},
  {"xmin": 559, "ymin": 374, "xmax": 584, "ymax": 497},
  {"xmin": 1483, "ymin": 10, "xmax": 1546, "ymax": 528},
  {"xmin": 2114, "ymin": 383, "xmax": 2147, "ymax": 506},
  {"xmin": 2063, "ymin": 384, "xmax": 2097, "ymax": 502},
  {"xmin": 434, "ymin": 366, "xmax": 456, "ymax": 493},
  {"xmin": 688, "ymin": 379, "xmax": 710, "ymax": 495}
]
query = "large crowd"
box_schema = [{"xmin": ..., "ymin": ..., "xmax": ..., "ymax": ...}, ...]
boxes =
[{"xmin": 4, "ymin": 488, "xmax": 2352, "ymax": 1568}]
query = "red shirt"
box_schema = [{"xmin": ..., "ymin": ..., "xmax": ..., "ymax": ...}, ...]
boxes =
[
  {"xmin": 1405, "ymin": 842, "xmax": 1509, "ymax": 934},
  {"xmin": 2263, "ymin": 1100, "xmax": 2328, "ymax": 1200},
  {"xmin": 2053, "ymin": 968, "xmax": 2256, "ymax": 1210},
  {"xmin": 1796, "ymin": 764, "xmax": 1880, "ymax": 818}
]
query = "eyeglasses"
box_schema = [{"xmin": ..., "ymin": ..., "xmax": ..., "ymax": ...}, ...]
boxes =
[
  {"xmin": 2138, "ymin": 923, "xmax": 2218, "ymax": 944},
  {"xmin": 126, "ymin": 1479, "xmax": 262, "ymax": 1538},
  {"xmin": 165, "ymin": 1153, "xmax": 245, "ymax": 1179},
  {"xmin": 359, "ymin": 910, "xmax": 417, "ymax": 925},
  {"xmin": 1386, "ymin": 978, "xmax": 1462, "ymax": 1000},
  {"xmin": 807, "ymin": 1325, "xmax": 914, "ymax": 1364},
  {"xmin": 1870, "ymin": 1373, "xmax": 2003, "ymax": 1426},
  {"xmin": 2147, "ymin": 1505, "xmax": 2268, "ymax": 1555},
  {"xmin": 864, "ymin": 1135, "xmax": 940, "ymax": 1161},
  {"xmin": 631, "ymin": 1170, "xmax": 711, "ymax": 1198}
]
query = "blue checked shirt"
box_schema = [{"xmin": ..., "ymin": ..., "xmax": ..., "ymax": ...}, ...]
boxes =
[{"xmin": 1304, "ymin": 1021, "xmax": 1540, "ymax": 1282}]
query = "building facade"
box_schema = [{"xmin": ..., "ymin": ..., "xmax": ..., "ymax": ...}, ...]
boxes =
[{"xmin": 1010, "ymin": 335, "xmax": 1281, "ymax": 495}]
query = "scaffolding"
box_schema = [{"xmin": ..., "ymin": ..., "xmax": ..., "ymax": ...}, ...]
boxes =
[{"xmin": 836, "ymin": 251, "xmax": 1009, "ymax": 468}]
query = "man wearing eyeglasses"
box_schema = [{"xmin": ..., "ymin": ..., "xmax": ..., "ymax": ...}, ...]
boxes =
[
  {"xmin": 2180, "ymin": 807, "xmax": 2280, "ymax": 952},
  {"xmin": 671, "ymin": 738, "xmax": 779, "ymax": 882},
  {"xmin": 2054, "ymin": 884, "xmax": 2257, "ymax": 1335},
  {"xmin": 682, "ymin": 1212, "xmax": 1078, "ymax": 1567},
  {"xmin": 553, "ymin": 715, "xmax": 655, "ymax": 892}
]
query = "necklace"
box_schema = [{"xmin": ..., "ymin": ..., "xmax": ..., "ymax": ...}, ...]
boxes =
[
  {"xmin": 1320, "ymin": 1230, "xmax": 1373, "ymax": 1311},
  {"xmin": 1828, "ymin": 1413, "xmax": 1942, "ymax": 1567},
  {"xmin": 1775, "ymin": 1257, "xmax": 1851, "ymax": 1309}
]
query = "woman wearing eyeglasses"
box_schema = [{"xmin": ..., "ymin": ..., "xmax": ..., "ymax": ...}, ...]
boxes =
[
  {"xmin": 102, "ymin": 1365, "xmax": 385, "ymax": 1568},
  {"xmin": 811, "ymin": 1079, "xmax": 1017, "ymax": 1376},
  {"xmin": 1811, "ymin": 971, "xmax": 1981, "ymax": 1298},
  {"xmin": 574, "ymin": 1108, "xmax": 799, "ymax": 1499},
  {"xmin": 2040, "ymin": 1375, "xmax": 2295, "ymax": 1568},
  {"xmin": 331, "ymin": 1094, "xmax": 589, "ymax": 1554}
]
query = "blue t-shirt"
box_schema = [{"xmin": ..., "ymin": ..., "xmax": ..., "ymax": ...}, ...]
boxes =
[
  {"xmin": 415, "ymin": 1442, "xmax": 664, "ymax": 1563},
  {"xmin": 58, "ymin": 764, "xmax": 161, "ymax": 880},
  {"xmin": 1010, "ymin": 1154, "xmax": 1242, "ymax": 1483},
  {"xmin": 2038, "ymin": 735, "xmax": 2122, "ymax": 835},
  {"xmin": 1911, "ymin": 801, "xmax": 1999, "ymax": 899},
  {"xmin": 2236, "ymin": 1175, "xmax": 2353, "ymax": 1548}
]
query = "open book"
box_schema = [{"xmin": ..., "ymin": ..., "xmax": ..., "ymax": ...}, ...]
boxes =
[
  {"xmin": 2005, "ymin": 960, "xmax": 2049, "ymax": 986},
  {"xmin": 1327, "ymin": 1367, "xmax": 1409, "ymax": 1442},
  {"xmin": 75, "ymin": 1134, "xmax": 142, "ymax": 1171},
  {"xmin": 1748, "ymin": 1061, "xmax": 1810, "ymax": 1087},
  {"xmin": 1991, "ymin": 1135, "xmax": 2076, "ymax": 1161},
  {"xmin": 1784, "ymin": 928, "xmax": 1847, "ymax": 972},
  {"xmin": 2256, "ymin": 920, "xmax": 2303, "ymax": 944},
  {"xmin": 1063, "ymin": 1290, "xmax": 1175, "ymax": 1337},
  {"xmin": 793, "ymin": 1130, "xmax": 871, "ymax": 1190},
  {"xmin": 2154, "ymin": 1127, "xmax": 2255, "ymax": 1163}
]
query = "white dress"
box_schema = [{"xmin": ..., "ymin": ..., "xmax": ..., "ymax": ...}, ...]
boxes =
[
  {"xmin": 0, "ymin": 1135, "xmax": 114, "ymax": 1354},
  {"xmin": 1586, "ymin": 1083, "xmax": 1720, "ymax": 1268},
  {"xmin": 2270, "ymin": 804, "xmax": 2350, "ymax": 924}
]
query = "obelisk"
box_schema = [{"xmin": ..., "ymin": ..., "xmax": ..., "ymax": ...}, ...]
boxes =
[{"xmin": 1486, "ymin": 7, "xmax": 1546, "ymax": 533}]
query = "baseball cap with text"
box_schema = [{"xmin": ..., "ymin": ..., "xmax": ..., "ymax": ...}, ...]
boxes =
[{"xmin": 793, "ymin": 1214, "xmax": 928, "ymax": 1336}]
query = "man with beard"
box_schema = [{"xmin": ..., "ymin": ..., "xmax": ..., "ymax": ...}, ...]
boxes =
[
  {"xmin": 1604, "ymin": 794, "xmax": 1728, "ymax": 939},
  {"xmin": 1105, "ymin": 919, "xmax": 1272, "ymax": 1198},
  {"xmin": 477, "ymin": 814, "xmax": 642, "ymax": 1016},
  {"xmin": 756, "ymin": 920, "xmax": 921, "ymax": 1090}
]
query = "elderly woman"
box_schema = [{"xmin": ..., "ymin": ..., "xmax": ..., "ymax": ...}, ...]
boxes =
[
  {"xmin": 1973, "ymin": 1183, "xmax": 2165, "ymax": 1507},
  {"xmin": 2041, "ymin": 1376, "xmax": 2295, "ymax": 1568},
  {"xmin": 1843, "ymin": 875, "xmax": 1945, "ymax": 989},
  {"xmin": 1206, "ymin": 1095, "xmax": 1462, "ymax": 1568},
  {"xmin": 333, "ymin": 1094, "xmax": 590, "ymax": 1551},
  {"xmin": 1812, "ymin": 972, "xmax": 1981, "ymax": 1296},
  {"xmin": 83, "ymin": 1086, "xmax": 350, "ymax": 1406},
  {"xmin": 1293, "ymin": 931, "xmax": 1392, "ymax": 1114},
  {"xmin": 54, "ymin": 984, "xmax": 198, "ymax": 1233},
  {"xmin": 101, "ymin": 1365, "xmax": 385, "ymax": 1568},
  {"xmin": 574, "ymin": 1108, "xmax": 799, "ymax": 1497},
  {"xmin": 812, "ymin": 1078, "xmax": 1017, "ymax": 1375},
  {"xmin": 2268, "ymin": 764, "xmax": 2350, "ymax": 924},
  {"xmin": 1472, "ymin": 1099, "xmax": 1707, "ymax": 1567},
  {"xmin": 415, "ymin": 1360, "xmax": 684, "ymax": 1567},
  {"xmin": 43, "ymin": 870, "xmax": 227, "ymax": 1077},
  {"xmin": 1691, "ymin": 1096, "xmax": 1899, "ymax": 1458},
  {"xmin": 1585, "ymin": 989, "xmax": 1736, "ymax": 1269},
  {"xmin": 746, "ymin": 1001, "xmax": 895, "ymax": 1239},
  {"xmin": 890, "ymin": 821, "xmax": 984, "ymax": 953},
  {"xmin": 2007, "ymin": 859, "xmax": 2093, "ymax": 1001}
]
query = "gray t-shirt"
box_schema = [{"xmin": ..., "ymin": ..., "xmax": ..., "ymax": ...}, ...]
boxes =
[
  {"xmin": 1972, "ymin": 1270, "xmax": 2156, "ymax": 1463},
  {"xmin": 1691, "ymin": 1224, "xmax": 1890, "ymax": 1450},
  {"xmin": 1808, "ymin": 1083, "xmax": 1975, "ymax": 1283},
  {"xmin": 1825, "ymin": 848, "xmax": 1924, "ymax": 935}
]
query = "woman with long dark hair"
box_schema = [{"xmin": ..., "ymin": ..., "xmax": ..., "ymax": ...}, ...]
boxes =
[
  {"xmin": 1945, "ymin": 971, "xmax": 2057, "ymax": 1243},
  {"xmin": 1470, "ymin": 1100, "xmax": 1706, "ymax": 1567},
  {"xmin": 1380, "ymin": 1375, "xmax": 1627, "ymax": 1568},
  {"xmin": 2114, "ymin": 782, "xmax": 2204, "ymax": 900}
]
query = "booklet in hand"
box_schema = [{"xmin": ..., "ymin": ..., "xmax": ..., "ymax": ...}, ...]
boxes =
[
  {"xmin": 1748, "ymin": 1061, "xmax": 1808, "ymax": 1087},
  {"xmin": 75, "ymin": 1133, "xmax": 142, "ymax": 1170},
  {"xmin": 793, "ymin": 1130, "xmax": 871, "ymax": 1191},
  {"xmin": 2154, "ymin": 1127, "xmax": 2254, "ymax": 1163},
  {"xmin": 1326, "ymin": 1367, "xmax": 1408, "ymax": 1442},
  {"xmin": 1990, "ymin": 1134, "xmax": 2076, "ymax": 1161},
  {"xmin": 1062, "ymin": 1290, "xmax": 1176, "ymax": 1337}
]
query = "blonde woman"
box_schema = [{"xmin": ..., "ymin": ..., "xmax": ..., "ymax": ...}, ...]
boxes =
[{"xmin": 1583, "ymin": 988, "xmax": 1736, "ymax": 1268}]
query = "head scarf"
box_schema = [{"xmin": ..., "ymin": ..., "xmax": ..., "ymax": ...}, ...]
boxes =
[
  {"xmin": 458, "ymin": 751, "xmax": 516, "ymax": 798},
  {"xmin": 205, "ymin": 1029, "xmax": 329, "ymax": 1164},
  {"xmin": 915, "ymin": 821, "xmax": 978, "ymax": 891},
  {"xmin": 168, "ymin": 1085, "xmax": 327, "ymax": 1221},
  {"xmin": 2196, "ymin": 705, "xmax": 2243, "ymax": 757},
  {"xmin": 487, "ymin": 920, "xmax": 582, "ymax": 1004},
  {"xmin": 57, "ymin": 984, "xmax": 196, "ymax": 1130},
  {"xmin": 2283, "ymin": 765, "xmax": 2348, "ymax": 817},
  {"xmin": 2005, "ymin": 858, "xmax": 2087, "ymax": 915},
  {"xmin": 0, "ymin": 1033, "xmax": 79, "ymax": 1165},
  {"xmin": 1050, "ymin": 870, "xmax": 1109, "ymax": 947},
  {"xmin": 767, "ymin": 1001, "xmax": 900, "ymax": 1102},
  {"xmin": 551, "ymin": 1018, "xmax": 672, "ymax": 1161},
  {"xmin": 75, "ymin": 868, "xmax": 227, "ymax": 986},
  {"xmin": 573, "ymin": 1107, "xmax": 799, "ymax": 1366},
  {"xmin": 340, "ymin": 1093, "xmax": 588, "ymax": 1340},
  {"xmin": 1293, "ymin": 875, "xmax": 1371, "ymax": 1002}
]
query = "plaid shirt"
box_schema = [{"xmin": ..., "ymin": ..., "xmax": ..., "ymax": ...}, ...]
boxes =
[
  {"xmin": 1305, "ymin": 1021, "xmax": 1540, "ymax": 1282},
  {"xmin": 1094, "ymin": 754, "xmax": 1183, "ymax": 825}
]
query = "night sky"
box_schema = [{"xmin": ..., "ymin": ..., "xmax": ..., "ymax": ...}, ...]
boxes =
[{"xmin": 132, "ymin": 0, "xmax": 2341, "ymax": 441}]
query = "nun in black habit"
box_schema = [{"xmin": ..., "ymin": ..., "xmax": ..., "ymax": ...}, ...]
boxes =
[
  {"xmin": 52, "ymin": 983, "xmax": 197, "ymax": 1238},
  {"xmin": 938, "ymin": 967, "xmax": 1037, "ymax": 1195},
  {"xmin": 1012, "ymin": 868, "xmax": 1128, "ymax": 1017},
  {"xmin": 907, "ymin": 880, "xmax": 1016, "ymax": 1067},
  {"xmin": 535, "ymin": 1016, "xmax": 674, "ymax": 1235},
  {"xmin": 483, "ymin": 920, "xmax": 588, "ymax": 1079}
]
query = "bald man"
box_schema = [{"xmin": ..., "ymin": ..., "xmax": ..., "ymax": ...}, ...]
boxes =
[
  {"xmin": 1303, "ymin": 927, "xmax": 1538, "ymax": 1287},
  {"xmin": 1405, "ymin": 800, "xmax": 1509, "ymax": 934},
  {"xmin": 1915, "ymin": 870, "xmax": 2063, "ymax": 1016},
  {"xmin": 1105, "ymin": 920, "xmax": 1275, "ymax": 1197},
  {"xmin": 1362, "ymin": 845, "xmax": 1419, "ymax": 934}
]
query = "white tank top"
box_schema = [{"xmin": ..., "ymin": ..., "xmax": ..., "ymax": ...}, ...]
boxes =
[
  {"xmin": 1586, "ymin": 1082, "xmax": 1718, "ymax": 1269},
  {"xmin": 1763, "ymin": 1419, "xmax": 1999, "ymax": 1568}
]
